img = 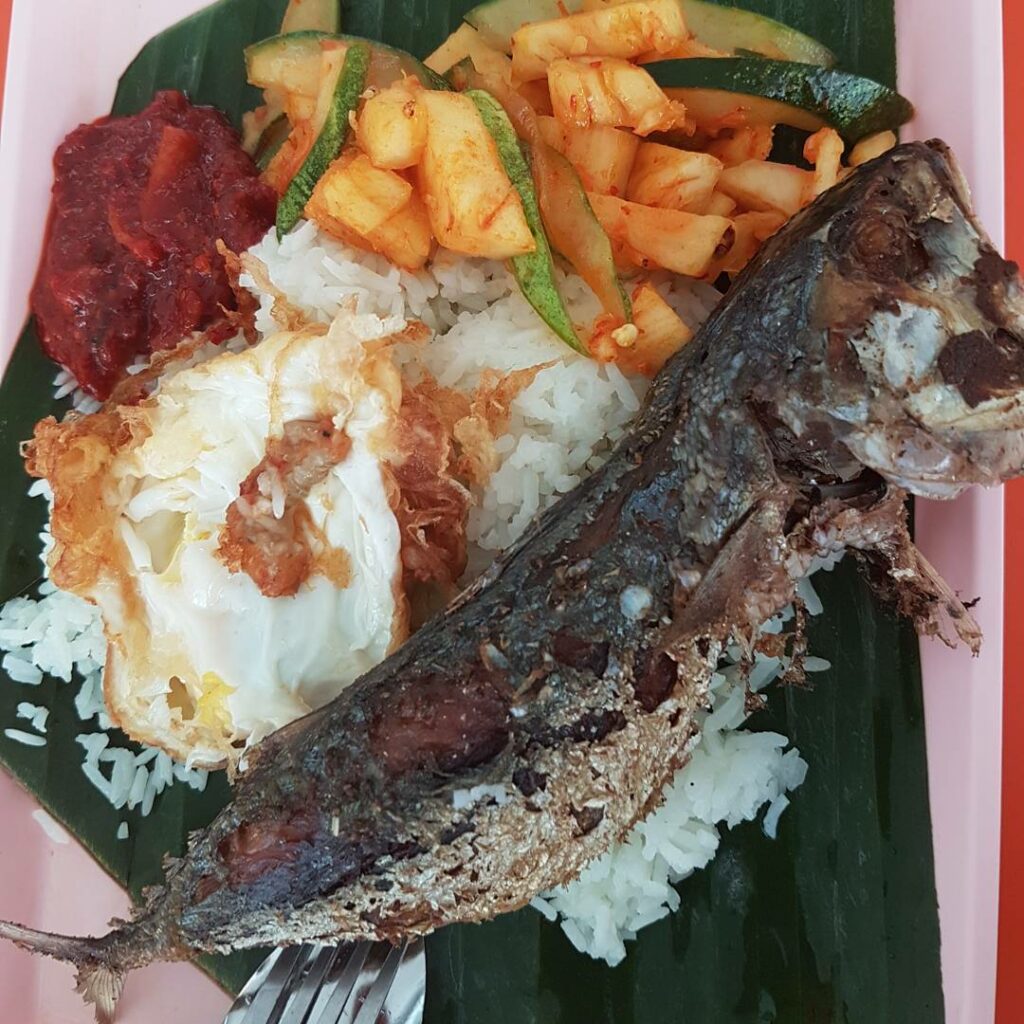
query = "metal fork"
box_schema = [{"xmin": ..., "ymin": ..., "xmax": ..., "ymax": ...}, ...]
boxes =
[{"xmin": 222, "ymin": 940, "xmax": 425, "ymax": 1024}]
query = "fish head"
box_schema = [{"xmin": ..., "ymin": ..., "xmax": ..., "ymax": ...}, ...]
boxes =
[{"xmin": 772, "ymin": 141, "xmax": 1024, "ymax": 498}]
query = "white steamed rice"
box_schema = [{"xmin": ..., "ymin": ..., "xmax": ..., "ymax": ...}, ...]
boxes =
[{"xmin": 0, "ymin": 221, "xmax": 825, "ymax": 965}]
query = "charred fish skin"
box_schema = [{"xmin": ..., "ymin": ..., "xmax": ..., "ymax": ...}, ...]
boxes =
[{"xmin": 5, "ymin": 141, "xmax": 1024, "ymax": 1019}]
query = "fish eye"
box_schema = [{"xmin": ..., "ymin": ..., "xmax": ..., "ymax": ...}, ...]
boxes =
[{"xmin": 829, "ymin": 192, "xmax": 930, "ymax": 284}]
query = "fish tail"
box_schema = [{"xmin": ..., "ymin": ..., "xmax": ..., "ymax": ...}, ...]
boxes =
[
  {"xmin": 0, "ymin": 920, "xmax": 127, "ymax": 1023},
  {"xmin": 76, "ymin": 963, "xmax": 125, "ymax": 1024}
]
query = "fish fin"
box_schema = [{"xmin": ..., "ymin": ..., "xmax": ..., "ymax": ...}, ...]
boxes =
[
  {"xmin": 76, "ymin": 963, "xmax": 125, "ymax": 1024},
  {"xmin": 801, "ymin": 488, "xmax": 982, "ymax": 653},
  {"xmin": 830, "ymin": 490, "xmax": 981, "ymax": 650},
  {"xmin": 859, "ymin": 536, "xmax": 982, "ymax": 653},
  {"xmin": 0, "ymin": 920, "xmax": 126, "ymax": 1021}
]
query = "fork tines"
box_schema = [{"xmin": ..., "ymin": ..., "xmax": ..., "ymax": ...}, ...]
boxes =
[{"xmin": 223, "ymin": 939, "xmax": 424, "ymax": 1024}]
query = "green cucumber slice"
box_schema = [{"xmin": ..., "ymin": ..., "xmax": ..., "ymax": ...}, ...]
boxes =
[
  {"xmin": 649, "ymin": 58, "xmax": 913, "ymax": 140},
  {"xmin": 682, "ymin": 1, "xmax": 834, "ymax": 65},
  {"xmin": 451, "ymin": 59, "xmax": 629, "ymax": 325},
  {"xmin": 463, "ymin": 0, "xmax": 834, "ymax": 66},
  {"xmin": 672, "ymin": 85, "xmax": 825, "ymax": 133},
  {"xmin": 539, "ymin": 147, "xmax": 632, "ymax": 325},
  {"xmin": 466, "ymin": 89, "xmax": 584, "ymax": 353},
  {"xmin": 276, "ymin": 42, "xmax": 370, "ymax": 237},
  {"xmin": 245, "ymin": 31, "xmax": 448, "ymax": 95},
  {"xmin": 280, "ymin": 0, "xmax": 341, "ymax": 34},
  {"xmin": 254, "ymin": 115, "xmax": 292, "ymax": 170}
]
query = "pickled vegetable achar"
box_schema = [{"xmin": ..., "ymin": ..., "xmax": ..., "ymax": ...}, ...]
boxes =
[{"xmin": 31, "ymin": 91, "xmax": 277, "ymax": 400}]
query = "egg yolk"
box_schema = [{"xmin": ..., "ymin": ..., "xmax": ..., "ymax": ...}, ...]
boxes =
[{"xmin": 196, "ymin": 672, "xmax": 235, "ymax": 736}]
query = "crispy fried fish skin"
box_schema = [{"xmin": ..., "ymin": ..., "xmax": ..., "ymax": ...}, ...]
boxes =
[{"xmin": 5, "ymin": 141, "xmax": 1024, "ymax": 1021}]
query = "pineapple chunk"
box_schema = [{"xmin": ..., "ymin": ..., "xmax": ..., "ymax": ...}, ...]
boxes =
[
  {"xmin": 848, "ymin": 130, "xmax": 897, "ymax": 167},
  {"xmin": 418, "ymin": 91, "xmax": 535, "ymax": 259},
  {"xmin": 426, "ymin": 23, "xmax": 510, "ymax": 78},
  {"xmin": 537, "ymin": 116, "xmax": 639, "ymax": 195},
  {"xmin": 717, "ymin": 160, "xmax": 811, "ymax": 217},
  {"xmin": 587, "ymin": 192, "xmax": 732, "ymax": 276},
  {"xmin": 590, "ymin": 281, "xmax": 692, "ymax": 375},
  {"xmin": 248, "ymin": 38, "xmax": 352, "ymax": 126},
  {"xmin": 709, "ymin": 210, "xmax": 787, "ymax": 277},
  {"xmin": 535, "ymin": 117, "xmax": 565, "ymax": 148},
  {"xmin": 307, "ymin": 163, "xmax": 433, "ymax": 271},
  {"xmin": 548, "ymin": 57, "xmax": 689, "ymax": 136},
  {"xmin": 703, "ymin": 190, "xmax": 737, "ymax": 217},
  {"xmin": 357, "ymin": 84, "xmax": 428, "ymax": 170},
  {"xmin": 631, "ymin": 281, "xmax": 692, "ymax": 360},
  {"xmin": 511, "ymin": 0, "xmax": 688, "ymax": 82},
  {"xmin": 310, "ymin": 198, "xmax": 433, "ymax": 271},
  {"xmin": 569, "ymin": 0, "xmax": 726, "ymax": 61},
  {"xmin": 705, "ymin": 125, "xmax": 774, "ymax": 166},
  {"xmin": 308, "ymin": 152, "xmax": 412, "ymax": 236},
  {"xmin": 283, "ymin": 92, "xmax": 318, "ymax": 124},
  {"xmin": 262, "ymin": 45, "xmax": 346, "ymax": 196},
  {"xmin": 247, "ymin": 40, "xmax": 326, "ymax": 98},
  {"xmin": 364, "ymin": 192, "xmax": 434, "ymax": 270},
  {"xmin": 804, "ymin": 127, "xmax": 845, "ymax": 198},
  {"xmin": 426, "ymin": 24, "xmax": 481, "ymax": 75},
  {"xmin": 627, "ymin": 142, "xmax": 722, "ymax": 212}
]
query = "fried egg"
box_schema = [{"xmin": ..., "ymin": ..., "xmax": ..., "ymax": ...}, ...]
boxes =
[{"xmin": 34, "ymin": 315, "xmax": 411, "ymax": 766}]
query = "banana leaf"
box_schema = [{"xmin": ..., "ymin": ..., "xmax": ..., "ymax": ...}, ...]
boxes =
[{"xmin": 0, "ymin": 0, "xmax": 944, "ymax": 1019}]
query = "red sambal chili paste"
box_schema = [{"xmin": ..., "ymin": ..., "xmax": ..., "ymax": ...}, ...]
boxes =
[{"xmin": 31, "ymin": 90, "xmax": 277, "ymax": 400}]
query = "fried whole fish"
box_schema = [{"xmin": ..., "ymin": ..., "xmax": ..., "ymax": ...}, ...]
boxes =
[{"xmin": 5, "ymin": 141, "xmax": 1024, "ymax": 1021}]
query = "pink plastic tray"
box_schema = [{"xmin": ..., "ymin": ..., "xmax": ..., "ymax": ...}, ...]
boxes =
[{"xmin": 0, "ymin": 1, "xmax": 1006, "ymax": 1021}]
